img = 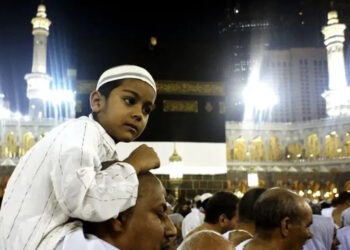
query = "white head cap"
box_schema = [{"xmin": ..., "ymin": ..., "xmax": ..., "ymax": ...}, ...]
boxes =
[
  {"xmin": 96, "ymin": 65, "xmax": 157, "ymax": 93},
  {"xmin": 194, "ymin": 195, "xmax": 201, "ymax": 203},
  {"xmin": 200, "ymin": 193, "xmax": 213, "ymax": 203}
]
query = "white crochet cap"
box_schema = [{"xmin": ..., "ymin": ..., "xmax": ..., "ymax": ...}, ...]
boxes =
[
  {"xmin": 200, "ymin": 193, "xmax": 213, "ymax": 203},
  {"xmin": 96, "ymin": 65, "xmax": 156, "ymax": 93}
]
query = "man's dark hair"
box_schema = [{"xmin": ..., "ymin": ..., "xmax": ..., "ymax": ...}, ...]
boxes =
[
  {"xmin": 201, "ymin": 199, "xmax": 210, "ymax": 211},
  {"xmin": 320, "ymin": 200, "xmax": 332, "ymax": 210},
  {"xmin": 204, "ymin": 191, "xmax": 239, "ymax": 224},
  {"xmin": 195, "ymin": 200, "xmax": 202, "ymax": 209},
  {"xmin": 336, "ymin": 191, "xmax": 350, "ymax": 205},
  {"xmin": 254, "ymin": 188, "xmax": 303, "ymax": 231},
  {"xmin": 238, "ymin": 188, "xmax": 266, "ymax": 223}
]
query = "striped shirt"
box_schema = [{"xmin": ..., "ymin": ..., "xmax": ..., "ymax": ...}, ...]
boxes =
[{"xmin": 0, "ymin": 116, "xmax": 138, "ymax": 250}]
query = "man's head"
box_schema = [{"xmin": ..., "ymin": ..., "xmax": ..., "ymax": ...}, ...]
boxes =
[
  {"xmin": 90, "ymin": 65, "xmax": 157, "ymax": 143},
  {"xmin": 336, "ymin": 191, "xmax": 350, "ymax": 208},
  {"xmin": 238, "ymin": 187, "xmax": 266, "ymax": 223},
  {"xmin": 179, "ymin": 230, "xmax": 234, "ymax": 250},
  {"xmin": 84, "ymin": 172, "xmax": 177, "ymax": 250},
  {"xmin": 204, "ymin": 191, "xmax": 239, "ymax": 234},
  {"xmin": 254, "ymin": 188, "xmax": 313, "ymax": 250}
]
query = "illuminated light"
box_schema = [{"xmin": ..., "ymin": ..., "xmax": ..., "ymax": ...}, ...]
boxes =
[
  {"xmin": 299, "ymin": 11, "xmax": 303, "ymax": 16},
  {"xmin": 247, "ymin": 172, "xmax": 259, "ymax": 187},
  {"xmin": 14, "ymin": 111, "xmax": 22, "ymax": 120},
  {"xmin": 234, "ymin": 191, "xmax": 244, "ymax": 198},
  {"xmin": 335, "ymin": 193, "xmax": 339, "ymax": 198},
  {"xmin": 315, "ymin": 190, "xmax": 321, "ymax": 197},
  {"xmin": 322, "ymin": 88, "xmax": 350, "ymax": 117},
  {"xmin": 337, "ymin": 148, "xmax": 342, "ymax": 153},
  {"xmin": 310, "ymin": 154, "xmax": 314, "ymax": 157},
  {"xmin": 42, "ymin": 89, "xmax": 76, "ymax": 105},
  {"xmin": 319, "ymin": 166, "xmax": 329, "ymax": 173},
  {"xmin": 168, "ymin": 144, "xmax": 183, "ymax": 180},
  {"xmin": 168, "ymin": 161, "xmax": 183, "ymax": 180},
  {"xmin": 307, "ymin": 189, "xmax": 312, "ymax": 195},
  {"xmin": 331, "ymin": 131, "xmax": 337, "ymax": 136},
  {"xmin": 287, "ymin": 154, "xmax": 291, "ymax": 159},
  {"xmin": 1, "ymin": 158, "xmax": 16, "ymax": 166},
  {"xmin": 298, "ymin": 190, "xmax": 305, "ymax": 197},
  {"xmin": 288, "ymin": 166, "xmax": 298, "ymax": 172},
  {"xmin": 236, "ymin": 166, "xmax": 247, "ymax": 171},
  {"xmin": 242, "ymin": 83, "xmax": 278, "ymax": 110},
  {"xmin": 296, "ymin": 154, "xmax": 302, "ymax": 158},
  {"xmin": 254, "ymin": 166, "xmax": 265, "ymax": 172},
  {"xmin": 150, "ymin": 37, "xmax": 157, "ymax": 46},
  {"xmin": 333, "ymin": 188, "xmax": 338, "ymax": 193},
  {"xmin": 0, "ymin": 106, "xmax": 12, "ymax": 119},
  {"xmin": 270, "ymin": 166, "xmax": 282, "ymax": 172},
  {"xmin": 303, "ymin": 167, "xmax": 313, "ymax": 172},
  {"xmin": 324, "ymin": 192, "xmax": 330, "ymax": 198}
]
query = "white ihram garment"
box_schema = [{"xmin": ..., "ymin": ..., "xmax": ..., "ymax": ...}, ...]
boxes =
[
  {"xmin": 55, "ymin": 227, "xmax": 119, "ymax": 250},
  {"xmin": 235, "ymin": 239, "xmax": 251, "ymax": 250},
  {"xmin": 0, "ymin": 116, "xmax": 138, "ymax": 250},
  {"xmin": 181, "ymin": 208, "xmax": 205, "ymax": 238}
]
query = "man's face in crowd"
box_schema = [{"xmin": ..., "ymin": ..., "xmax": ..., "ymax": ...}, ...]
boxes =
[
  {"xmin": 121, "ymin": 176, "xmax": 177, "ymax": 250},
  {"xmin": 287, "ymin": 200, "xmax": 313, "ymax": 250}
]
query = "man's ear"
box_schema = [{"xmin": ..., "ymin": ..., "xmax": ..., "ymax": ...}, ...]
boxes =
[
  {"xmin": 280, "ymin": 217, "xmax": 290, "ymax": 237},
  {"xmin": 90, "ymin": 90, "xmax": 105, "ymax": 113},
  {"xmin": 111, "ymin": 212, "xmax": 130, "ymax": 233},
  {"xmin": 218, "ymin": 214, "xmax": 227, "ymax": 226}
]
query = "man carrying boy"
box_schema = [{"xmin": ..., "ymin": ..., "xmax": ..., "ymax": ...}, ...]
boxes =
[{"xmin": 0, "ymin": 65, "xmax": 159, "ymax": 250}]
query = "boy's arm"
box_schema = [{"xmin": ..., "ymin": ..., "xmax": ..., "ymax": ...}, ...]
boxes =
[{"xmin": 50, "ymin": 121, "xmax": 138, "ymax": 222}]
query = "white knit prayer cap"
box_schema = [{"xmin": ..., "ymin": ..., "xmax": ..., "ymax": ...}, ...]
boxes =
[
  {"xmin": 200, "ymin": 193, "xmax": 213, "ymax": 203},
  {"xmin": 96, "ymin": 65, "xmax": 157, "ymax": 93}
]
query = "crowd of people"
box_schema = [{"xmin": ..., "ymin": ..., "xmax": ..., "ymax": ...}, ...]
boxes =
[
  {"xmin": 171, "ymin": 188, "xmax": 350, "ymax": 250},
  {"xmin": 0, "ymin": 65, "xmax": 349, "ymax": 250}
]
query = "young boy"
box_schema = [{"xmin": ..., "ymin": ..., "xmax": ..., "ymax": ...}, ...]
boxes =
[{"xmin": 0, "ymin": 65, "xmax": 159, "ymax": 250}]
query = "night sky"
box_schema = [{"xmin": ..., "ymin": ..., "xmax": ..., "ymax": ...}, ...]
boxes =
[
  {"xmin": 0, "ymin": 0, "xmax": 227, "ymax": 113},
  {"xmin": 0, "ymin": 0, "xmax": 348, "ymax": 114}
]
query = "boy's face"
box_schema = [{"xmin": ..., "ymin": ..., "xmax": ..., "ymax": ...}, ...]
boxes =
[{"xmin": 96, "ymin": 79, "xmax": 156, "ymax": 142}]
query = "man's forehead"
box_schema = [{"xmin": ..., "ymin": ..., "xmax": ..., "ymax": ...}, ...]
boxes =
[{"xmin": 299, "ymin": 200, "xmax": 313, "ymax": 222}]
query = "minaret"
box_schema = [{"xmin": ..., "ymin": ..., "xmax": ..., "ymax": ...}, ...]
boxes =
[
  {"xmin": 321, "ymin": 7, "xmax": 350, "ymax": 117},
  {"xmin": 24, "ymin": 4, "xmax": 52, "ymax": 119}
]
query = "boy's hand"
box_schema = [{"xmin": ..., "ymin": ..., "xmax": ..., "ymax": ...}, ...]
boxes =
[{"xmin": 124, "ymin": 144, "xmax": 160, "ymax": 174}]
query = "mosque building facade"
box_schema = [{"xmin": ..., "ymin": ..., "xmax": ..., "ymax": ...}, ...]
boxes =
[{"xmin": 226, "ymin": 9, "xmax": 350, "ymax": 199}]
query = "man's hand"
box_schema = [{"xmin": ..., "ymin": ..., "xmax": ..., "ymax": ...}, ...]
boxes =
[{"xmin": 124, "ymin": 144, "xmax": 160, "ymax": 174}]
